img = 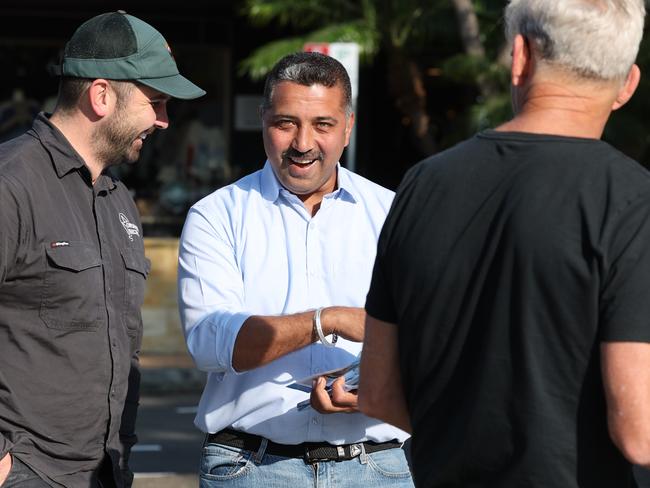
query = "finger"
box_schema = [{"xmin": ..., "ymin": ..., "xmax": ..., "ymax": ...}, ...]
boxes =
[
  {"xmin": 330, "ymin": 377, "xmax": 359, "ymax": 410},
  {"xmin": 310, "ymin": 377, "xmax": 335, "ymax": 414},
  {"xmin": 310, "ymin": 377, "xmax": 356, "ymax": 414}
]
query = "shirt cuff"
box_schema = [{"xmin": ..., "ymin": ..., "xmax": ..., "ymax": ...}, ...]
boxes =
[{"xmin": 219, "ymin": 311, "xmax": 251, "ymax": 375}]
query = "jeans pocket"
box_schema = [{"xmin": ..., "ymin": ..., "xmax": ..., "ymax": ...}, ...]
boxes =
[
  {"xmin": 365, "ymin": 448, "xmax": 412, "ymax": 479},
  {"xmin": 200, "ymin": 444, "xmax": 254, "ymax": 481}
]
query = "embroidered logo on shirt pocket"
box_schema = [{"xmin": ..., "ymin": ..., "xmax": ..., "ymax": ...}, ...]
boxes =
[{"xmin": 40, "ymin": 242, "xmax": 102, "ymax": 331}]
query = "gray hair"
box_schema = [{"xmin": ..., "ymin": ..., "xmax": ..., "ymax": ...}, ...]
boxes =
[
  {"xmin": 262, "ymin": 52, "xmax": 353, "ymax": 116},
  {"xmin": 505, "ymin": 0, "xmax": 645, "ymax": 80}
]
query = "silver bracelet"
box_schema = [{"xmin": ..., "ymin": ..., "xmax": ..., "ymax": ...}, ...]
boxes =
[{"xmin": 314, "ymin": 307, "xmax": 338, "ymax": 347}]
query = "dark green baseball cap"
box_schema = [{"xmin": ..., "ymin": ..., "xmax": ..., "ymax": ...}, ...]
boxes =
[{"xmin": 51, "ymin": 11, "xmax": 206, "ymax": 100}]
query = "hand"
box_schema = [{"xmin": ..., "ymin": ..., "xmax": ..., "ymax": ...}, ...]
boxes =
[
  {"xmin": 0, "ymin": 452, "xmax": 12, "ymax": 486},
  {"xmin": 310, "ymin": 376, "xmax": 359, "ymax": 414}
]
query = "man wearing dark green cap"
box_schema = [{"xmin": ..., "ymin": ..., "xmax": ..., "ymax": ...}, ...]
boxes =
[{"xmin": 0, "ymin": 11, "xmax": 204, "ymax": 488}]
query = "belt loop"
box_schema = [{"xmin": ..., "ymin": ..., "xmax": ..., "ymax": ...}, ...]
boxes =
[
  {"xmin": 359, "ymin": 443, "xmax": 368, "ymax": 465},
  {"xmin": 254, "ymin": 437, "xmax": 268, "ymax": 464}
]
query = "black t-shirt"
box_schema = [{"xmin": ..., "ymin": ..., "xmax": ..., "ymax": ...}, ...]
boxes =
[{"xmin": 366, "ymin": 131, "xmax": 650, "ymax": 487}]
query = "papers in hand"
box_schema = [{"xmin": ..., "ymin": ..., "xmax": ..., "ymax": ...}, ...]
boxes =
[{"xmin": 287, "ymin": 359, "xmax": 360, "ymax": 411}]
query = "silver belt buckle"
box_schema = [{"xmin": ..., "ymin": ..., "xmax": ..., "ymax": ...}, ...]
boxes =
[{"xmin": 349, "ymin": 443, "xmax": 363, "ymax": 458}]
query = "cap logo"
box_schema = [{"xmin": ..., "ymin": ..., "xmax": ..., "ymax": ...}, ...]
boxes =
[{"xmin": 165, "ymin": 42, "xmax": 175, "ymax": 61}]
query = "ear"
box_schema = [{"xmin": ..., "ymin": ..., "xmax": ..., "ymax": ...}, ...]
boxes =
[
  {"xmin": 344, "ymin": 112, "xmax": 355, "ymax": 147},
  {"xmin": 87, "ymin": 79, "xmax": 113, "ymax": 118},
  {"xmin": 511, "ymin": 34, "xmax": 532, "ymax": 87},
  {"xmin": 612, "ymin": 64, "xmax": 641, "ymax": 111}
]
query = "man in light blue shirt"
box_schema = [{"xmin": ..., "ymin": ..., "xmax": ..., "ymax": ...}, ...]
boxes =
[{"xmin": 178, "ymin": 52, "xmax": 413, "ymax": 487}]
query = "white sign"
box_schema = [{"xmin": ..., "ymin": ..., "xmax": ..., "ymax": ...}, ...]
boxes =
[
  {"xmin": 328, "ymin": 43, "xmax": 360, "ymax": 99},
  {"xmin": 304, "ymin": 42, "xmax": 360, "ymax": 99}
]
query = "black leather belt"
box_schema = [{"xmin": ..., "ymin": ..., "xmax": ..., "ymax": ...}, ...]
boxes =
[{"xmin": 207, "ymin": 428, "xmax": 401, "ymax": 464}]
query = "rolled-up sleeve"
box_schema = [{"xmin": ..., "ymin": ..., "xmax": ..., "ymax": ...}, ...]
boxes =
[{"xmin": 178, "ymin": 204, "xmax": 250, "ymax": 374}]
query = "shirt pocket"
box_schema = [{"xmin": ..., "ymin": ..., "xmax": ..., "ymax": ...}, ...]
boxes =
[
  {"xmin": 121, "ymin": 247, "xmax": 150, "ymax": 334},
  {"xmin": 40, "ymin": 242, "xmax": 102, "ymax": 331}
]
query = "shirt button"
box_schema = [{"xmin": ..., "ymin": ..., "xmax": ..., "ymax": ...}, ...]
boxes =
[{"xmin": 312, "ymin": 418, "xmax": 319, "ymax": 425}]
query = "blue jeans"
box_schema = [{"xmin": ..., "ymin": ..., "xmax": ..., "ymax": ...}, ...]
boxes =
[{"xmin": 199, "ymin": 438, "xmax": 414, "ymax": 488}]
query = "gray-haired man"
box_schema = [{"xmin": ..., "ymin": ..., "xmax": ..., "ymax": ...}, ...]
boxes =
[{"xmin": 359, "ymin": 1, "xmax": 650, "ymax": 487}]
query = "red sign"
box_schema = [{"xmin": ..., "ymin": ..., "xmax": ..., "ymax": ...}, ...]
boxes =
[{"xmin": 303, "ymin": 42, "xmax": 330, "ymax": 55}]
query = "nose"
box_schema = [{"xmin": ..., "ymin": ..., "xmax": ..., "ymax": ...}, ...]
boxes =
[
  {"xmin": 292, "ymin": 125, "xmax": 314, "ymax": 153},
  {"xmin": 154, "ymin": 104, "xmax": 169, "ymax": 130}
]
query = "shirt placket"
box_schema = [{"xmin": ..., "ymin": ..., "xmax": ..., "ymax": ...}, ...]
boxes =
[
  {"xmin": 93, "ymin": 184, "xmax": 121, "ymax": 449},
  {"xmin": 306, "ymin": 212, "xmax": 326, "ymax": 439}
]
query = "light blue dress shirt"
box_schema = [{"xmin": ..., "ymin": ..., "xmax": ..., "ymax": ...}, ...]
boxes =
[{"xmin": 178, "ymin": 161, "xmax": 408, "ymax": 445}]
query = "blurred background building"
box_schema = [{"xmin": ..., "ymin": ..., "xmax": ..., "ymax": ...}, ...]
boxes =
[
  {"xmin": 3, "ymin": 0, "xmax": 650, "ymax": 484},
  {"xmin": 0, "ymin": 0, "xmax": 501, "ymax": 362}
]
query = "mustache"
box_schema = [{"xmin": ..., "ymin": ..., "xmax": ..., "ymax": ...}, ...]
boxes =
[{"xmin": 282, "ymin": 147, "xmax": 323, "ymax": 162}]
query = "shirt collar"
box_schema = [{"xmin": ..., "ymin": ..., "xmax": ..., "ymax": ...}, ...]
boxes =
[
  {"xmin": 335, "ymin": 165, "xmax": 360, "ymax": 203},
  {"xmin": 260, "ymin": 160, "xmax": 359, "ymax": 204},
  {"xmin": 30, "ymin": 112, "xmax": 117, "ymax": 191}
]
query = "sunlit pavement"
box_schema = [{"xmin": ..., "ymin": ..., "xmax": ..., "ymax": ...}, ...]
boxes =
[
  {"xmin": 130, "ymin": 372, "xmax": 204, "ymax": 487},
  {"xmin": 133, "ymin": 473, "xmax": 198, "ymax": 488}
]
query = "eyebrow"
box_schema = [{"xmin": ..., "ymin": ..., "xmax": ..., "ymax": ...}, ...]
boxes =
[
  {"xmin": 313, "ymin": 116, "xmax": 338, "ymax": 124},
  {"xmin": 270, "ymin": 114, "xmax": 339, "ymax": 124}
]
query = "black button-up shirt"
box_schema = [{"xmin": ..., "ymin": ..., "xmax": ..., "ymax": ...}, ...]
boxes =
[{"xmin": 0, "ymin": 113, "xmax": 149, "ymax": 487}]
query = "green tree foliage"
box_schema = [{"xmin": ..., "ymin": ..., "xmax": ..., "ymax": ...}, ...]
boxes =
[
  {"xmin": 239, "ymin": 0, "xmax": 650, "ymax": 169},
  {"xmin": 240, "ymin": 0, "xmax": 490, "ymax": 156}
]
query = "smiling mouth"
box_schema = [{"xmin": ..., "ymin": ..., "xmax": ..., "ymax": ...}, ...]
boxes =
[{"xmin": 288, "ymin": 157, "xmax": 318, "ymax": 166}]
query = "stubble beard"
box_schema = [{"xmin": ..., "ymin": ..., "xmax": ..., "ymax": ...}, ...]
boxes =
[{"xmin": 92, "ymin": 111, "xmax": 142, "ymax": 167}]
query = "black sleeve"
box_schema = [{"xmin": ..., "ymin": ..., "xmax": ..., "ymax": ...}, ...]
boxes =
[
  {"xmin": 0, "ymin": 176, "xmax": 22, "ymax": 285},
  {"xmin": 118, "ymin": 203, "xmax": 146, "ymax": 488},
  {"xmin": 600, "ymin": 191, "xmax": 650, "ymax": 342},
  {"xmin": 117, "ymin": 350, "xmax": 140, "ymax": 488},
  {"xmin": 118, "ymin": 311, "xmax": 143, "ymax": 488},
  {"xmin": 0, "ymin": 176, "xmax": 23, "ymax": 457}
]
